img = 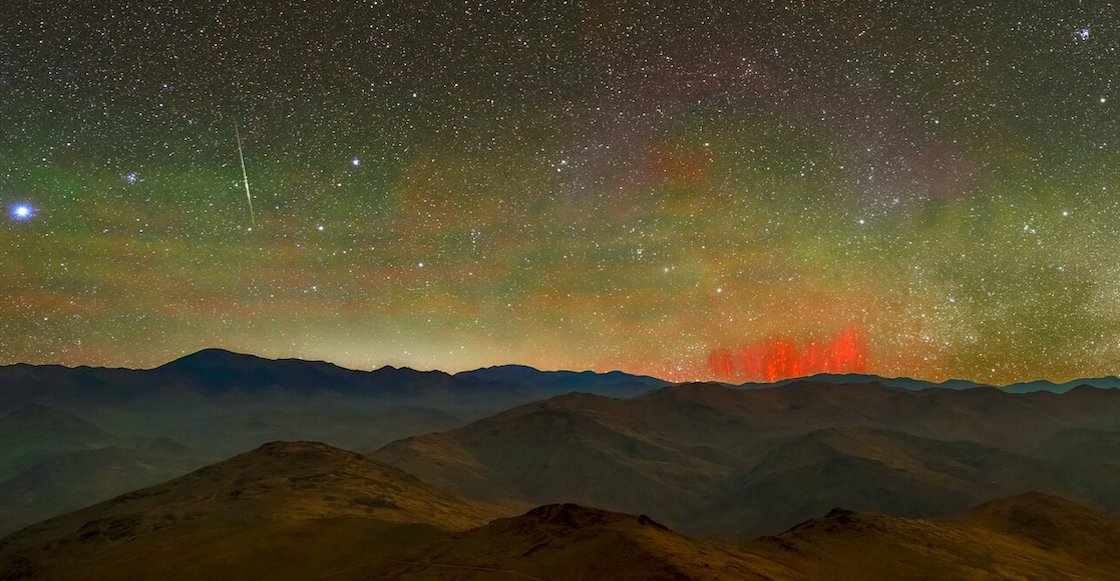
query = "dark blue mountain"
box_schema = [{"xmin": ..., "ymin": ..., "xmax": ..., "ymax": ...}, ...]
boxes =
[
  {"xmin": 0, "ymin": 349, "xmax": 670, "ymax": 412},
  {"xmin": 741, "ymin": 373, "xmax": 988, "ymax": 391},
  {"xmin": 455, "ymin": 364, "xmax": 670, "ymax": 397}
]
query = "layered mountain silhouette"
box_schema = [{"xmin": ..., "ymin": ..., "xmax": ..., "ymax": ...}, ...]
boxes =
[
  {"xmin": 4, "ymin": 352, "xmax": 1120, "ymax": 578},
  {"xmin": 374, "ymin": 380, "xmax": 1120, "ymax": 536},
  {"xmin": 0, "ymin": 351, "xmax": 668, "ymax": 530},
  {"xmin": 2, "ymin": 441, "xmax": 1118, "ymax": 580},
  {"xmin": 0, "ymin": 349, "xmax": 668, "ymax": 411},
  {"xmin": 0, "ymin": 349, "xmax": 668, "ymax": 458}
]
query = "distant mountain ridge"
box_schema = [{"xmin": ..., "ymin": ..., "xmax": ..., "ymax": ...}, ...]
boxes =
[
  {"xmin": 0, "ymin": 348, "xmax": 671, "ymax": 412},
  {"xmin": 741, "ymin": 372, "xmax": 1120, "ymax": 393},
  {"xmin": 743, "ymin": 373, "xmax": 989, "ymax": 391},
  {"xmin": 6, "ymin": 349, "xmax": 1116, "ymax": 398}
]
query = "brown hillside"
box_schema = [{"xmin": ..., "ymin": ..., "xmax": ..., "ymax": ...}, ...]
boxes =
[
  {"xmin": 0, "ymin": 441, "xmax": 509, "ymax": 581},
  {"xmin": 370, "ymin": 503, "xmax": 792, "ymax": 580}
]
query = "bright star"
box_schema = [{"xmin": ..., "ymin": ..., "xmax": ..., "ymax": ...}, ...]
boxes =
[
  {"xmin": 1077, "ymin": 27, "xmax": 1090, "ymax": 40},
  {"xmin": 351, "ymin": 158, "xmax": 361, "ymax": 166},
  {"xmin": 10, "ymin": 204, "xmax": 33, "ymax": 220}
]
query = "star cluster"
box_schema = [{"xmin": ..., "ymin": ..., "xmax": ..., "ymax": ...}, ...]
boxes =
[{"xmin": 2, "ymin": 1, "xmax": 1119, "ymax": 383}]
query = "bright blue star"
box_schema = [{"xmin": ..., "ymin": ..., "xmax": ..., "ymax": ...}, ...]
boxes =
[
  {"xmin": 351, "ymin": 158, "xmax": 361, "ymax": 167},
  {"xmin": 10, "ymin": 204, "xmax": 33, "ymax": 221},
  {"xmin": 124, "ymin": 172, "xmax": 138, "ymax": 184},
  {"xmin": 1077, "ymin": 27, "xmax": 1090, "ymax": 40}
]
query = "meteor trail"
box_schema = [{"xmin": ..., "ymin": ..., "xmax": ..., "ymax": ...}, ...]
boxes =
[{"xmin": 234, "ymin": 123, "xmax": 256, "ymax": 229}]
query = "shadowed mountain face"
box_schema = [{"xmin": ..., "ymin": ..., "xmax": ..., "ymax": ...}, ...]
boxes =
[
  {"xmin": 0, "ymin": 404, "xmax": 113, "ymax": 473},
  {"xmin": 0, "ymin": 404, "xmax": 206, "ymax": 535},
  {"xmin": 0, "ymin": 441, "xmax": 509, "ymax": 581},
  {"xmin": 374, "ymin": 381, "xmax": 1120, "ymax": 537}
]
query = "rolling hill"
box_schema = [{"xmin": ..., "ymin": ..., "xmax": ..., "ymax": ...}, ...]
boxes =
[
  {"xmin": 0, "ymin": 441, "xmax": 509, "ymax": 581},
  {"xmin": 364, "ymin": 492, "xmax": 1120, "ymax": 580},
  {"xmin": 6, "ymin": 438, "xmax": 1117, "ymax": 580}
]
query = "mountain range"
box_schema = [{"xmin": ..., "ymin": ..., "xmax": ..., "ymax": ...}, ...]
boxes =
[
  {"xmin": 3, "ymin": 351, "xmax": 1120, "ymax": 578},
  {"xmin": 0, "ymin": 350, "xmax": 668, "ymax": 534},
  {"xmin": 373, "ymin": 380, "xmax": 1120, "ymax": 537},
  {"xmin": 3, "ymin": 440, "xmax": 1118, "ymax": 580},
  {"xmin": 745, "ymin": 371, "xmax": 1120, "ymax": 393},
  {"xmin": 0, "ymin": 349, "xmax": 669, "ymax": 409}
]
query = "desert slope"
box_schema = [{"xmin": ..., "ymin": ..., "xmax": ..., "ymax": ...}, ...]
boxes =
[
  {"xmin": 0, "ymin": 441, "xmax": 509, "ymax": 581},
  {"xmin": 375, "ymin": 504, "xmax": 792, "ymax": 580},
  {"xmin": 749, "ymin": 492, "xmax": 1120, "ymax": 580},
  {"xmin": 4, "ymin": 439, "xmax": 1119, "ymax": 580},
  {"xmin": 368, "ymin": 493, "xmax": 1120, "ymax": 580}
]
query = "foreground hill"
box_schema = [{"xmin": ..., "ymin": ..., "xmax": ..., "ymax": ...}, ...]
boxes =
[
  {"xmin": 0, "ymin": 441, "xmax": 508, "ymax": 581},
  {"xmin": 4, "ymin": 438, "xmax": 1118, "ymax": 580},
  {"xmin": 748, "ymin": 492, "xmax": 1120, "ymax": 580},
  {"xmin": 369, "ymin": 493, "xmax": 1120, "ymax": 580},
  {"xmin": 374, "ymin": 381, "xmax": 1120, "ymax": 536},
  {"xmin": 375, "ymin": 503, "xmax": 792, "ymax": 580}
]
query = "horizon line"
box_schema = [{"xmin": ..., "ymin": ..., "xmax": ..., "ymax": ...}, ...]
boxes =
[{"xmin": 1, "ymin": 346, "xmax": 1115, "ymax": 388}]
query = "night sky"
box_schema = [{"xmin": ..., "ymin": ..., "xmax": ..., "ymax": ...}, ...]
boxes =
[{"xmin": 3, "ymin": 1, "xmax": 1119, "ymax": 384}]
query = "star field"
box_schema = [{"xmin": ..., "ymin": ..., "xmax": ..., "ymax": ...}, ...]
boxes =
[{"xmin": 2, "ymin": 1, "xmax": 1120, "ymax": 383}]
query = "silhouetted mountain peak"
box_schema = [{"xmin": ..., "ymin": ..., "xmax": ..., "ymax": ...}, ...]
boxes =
[
  {"xmin": 161, "ymin": 348, "xmax": 266, "ymax": 368},
  {"xmin": 153, "ymin": 349, "xmax": 357, "ymax": 393}
]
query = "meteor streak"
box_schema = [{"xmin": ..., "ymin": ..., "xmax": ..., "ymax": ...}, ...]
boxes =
[{"xmin": 234, "ymin": 123, "xmax": 256, "ymax": 229}]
